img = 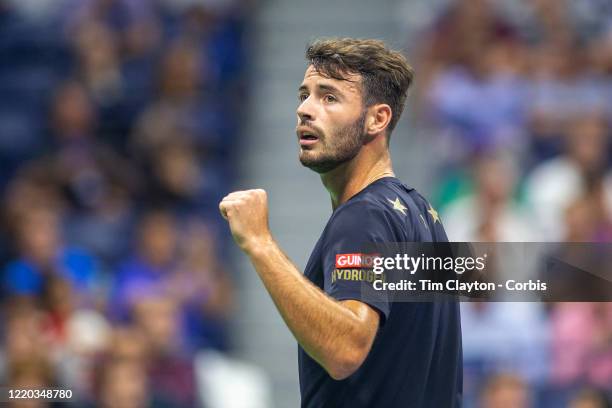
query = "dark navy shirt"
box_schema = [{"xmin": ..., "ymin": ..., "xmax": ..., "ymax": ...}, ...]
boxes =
[{"xmin": 299, "ymin": 177, "xmax": 462, "ymax": 408}]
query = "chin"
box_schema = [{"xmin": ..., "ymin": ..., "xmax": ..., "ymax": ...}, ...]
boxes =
[
  {"xmin": 299, "ymin": 149, "xmax": 316, "ymax": 162},
  {"xmin": 299, "ymin": 155, "xmax": 338, "ymax": 174}
]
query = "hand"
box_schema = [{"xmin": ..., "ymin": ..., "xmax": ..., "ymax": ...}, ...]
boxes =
[{"xmin": 219, "ymin": 189, "xmax": 273, "ymax": 254}]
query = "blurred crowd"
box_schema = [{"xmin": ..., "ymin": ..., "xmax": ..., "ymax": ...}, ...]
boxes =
[
  {"xmin": 3, "ymin": 0, "xmax": 612, "ymax": 406},
  {"xmin": 412, "ymin": 0, "xmax": 612, "ymax": 407},
  {"xmin": 0, "ymin": 0, "xmax": 249, "ymax": 406}
]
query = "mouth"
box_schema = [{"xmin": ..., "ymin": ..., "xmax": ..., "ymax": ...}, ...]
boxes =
[{"xmin": 297, "ymin": 127, "xmax": 320, "ymax": 147}]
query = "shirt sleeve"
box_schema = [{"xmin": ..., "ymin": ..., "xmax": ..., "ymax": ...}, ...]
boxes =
[{"xmin": 321, "ymin": 200, "xmax": 395, "ymax": 322}]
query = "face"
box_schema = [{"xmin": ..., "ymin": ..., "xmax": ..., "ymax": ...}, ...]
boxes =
[
  {"xmin": 296, "ymin": 65, "xmax": 367, "ymax": 174},
  {"xmin": 482, "ymin": 381, "xmax": 529, "ymax": 408},
  {"xmin": 100, "ymin": 360, "xmax": 148, "ymax": 408},
  {"xmin": 138, "ymin": 212, "xmax": 178, "ymax": 267}
]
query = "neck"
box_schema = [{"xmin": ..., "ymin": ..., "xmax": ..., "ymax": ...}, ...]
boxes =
[{"xmin": 321, "ymin": 142, "xmax": 394, "ymax": 210}]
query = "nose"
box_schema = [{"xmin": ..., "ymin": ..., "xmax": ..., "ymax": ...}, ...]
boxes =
[{"xmin": 296, "ymin": 98, "xmax": 314, "ymax": 123}]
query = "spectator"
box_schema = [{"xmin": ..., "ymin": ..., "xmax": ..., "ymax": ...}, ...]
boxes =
[
  {"xmin": 140, "ymin": 138, "xmax": 226, "ymax": 213},
  {"xmin": 38, "ymin": 80, "xmax": 139, "ymax": 262},
  {"xmin": 524, "ymin": 113, "xmax": 612, "ymax": 240},
  {"xmin": 442, "ymin": 152, "xmax": 536, "ymax": 241},
  {"xmin": 6, "ymin": 357, "xmax": 56, "ymax": 408},
  {"xmin": 175, "ymin": 218, "xmax": 234, "ymax": 350},
  {"xmin": 112, "ymin": 210, "xmax": 233, "ymax": 350},
  {"xmin": 461, "ymin": 302, "xmax": 550, "ymax": 404},
  {"xmin": 131, "ymin": 38, "xmax": 229, "ymax": 158},
  {"xmin": 41, "ymin": 276, "xmax": 112, "ymax": 399},
  {"xmin": 479, "ymin": 373, "xmax": 531, "ymax": 408},
  {"xmin": 0, "ymin": 2, "xmax": 246, "ymax": 406},
  {"xmin": 0, "ymin": 303, "xmax": 50, "ymax": 381},
  {"xmin": 3, "ymin": 206, "xmax": 101, "ymax": 302},
  {"xmin": 569, "ymin": 388, "xmax": 612, "ymax": 408},
  {"xmin": 132, "ymin": 294, "xmax": 196, "ymax": 407},
  {"xmin": 426, "ymin": 37, "xmax": 528, "ymax": 160},
  {"xmin": 72, "ymin": 21, "xmax": 123, "ymax": 109},
  {"xmin": 94, "ymin": 357, "xmax": 152, "ymax": 408},
  {"xmin": 550, "ymin": 303, "xmax": 612, "ymax": 389}
]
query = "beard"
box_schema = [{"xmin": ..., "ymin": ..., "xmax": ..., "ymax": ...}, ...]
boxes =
[{"xmin": 299, "ymin": 110, "xmax": 367, "ymax": 174}]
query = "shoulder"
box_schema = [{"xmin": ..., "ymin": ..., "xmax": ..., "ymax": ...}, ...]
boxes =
[
  {"xmin": 356, "ymin": 180, "xmax": 435, "ymax": 228},
  {"xmin": 404, "ymin": 189, "xmax": 436, "ymax": 216},
  {"xmin": 334, "ymin": 195, "xmax": 392, "ymax": 220},
  {"xmin": 325, "ymin": 183, "xmax": 410, "ymax": 242},
  {"xmin": 336, "ymin": 178, "xmax": 414, "ymax": 217},
  {"xmin": 320, "ymin": 196, "xmax": 397, "ymax": 247},
  {"xmin": 329, "ymin": 189, "xmax": 403, "ymax": 234}
]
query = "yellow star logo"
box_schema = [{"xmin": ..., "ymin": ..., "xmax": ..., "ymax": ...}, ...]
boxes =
[
  {"xmin": 387, "ymin": 197, "xmax": 407, "ymax": 215},
  {"xmin": 427, "ymin": 204, "xmax": 440, "ymax": 223}
]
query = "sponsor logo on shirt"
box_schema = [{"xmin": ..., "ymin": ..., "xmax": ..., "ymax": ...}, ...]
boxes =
[
  {"xmin": 335, "ymin": 253, "xmax": 378, "ymax": 268},
  {"xmin": 331, "ymin": 268, "xmax": 384, "ymax": 283}
]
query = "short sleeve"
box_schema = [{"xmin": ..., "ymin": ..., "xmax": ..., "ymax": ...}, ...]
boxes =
[{"xmin": 321, "ymin": 201, "xmax": 395, "ymax": 322}]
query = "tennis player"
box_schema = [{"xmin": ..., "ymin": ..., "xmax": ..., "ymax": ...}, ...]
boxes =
[{"xmin": 220, "ymin": 38, "xmax": 462, "ymax": 407}]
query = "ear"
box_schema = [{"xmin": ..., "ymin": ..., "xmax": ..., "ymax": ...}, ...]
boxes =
[{"xmin": 365, "ymin": 104, "xmax": 392, "ymax": 138}]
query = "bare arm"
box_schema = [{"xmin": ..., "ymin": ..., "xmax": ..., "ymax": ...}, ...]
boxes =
[{"xmin": 220, "ymin": 189, "xmax": 379, "ymax": 380}]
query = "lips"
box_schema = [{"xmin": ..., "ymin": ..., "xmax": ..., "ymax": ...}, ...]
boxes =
[
  {"xmin": 299, "ymin": 134, "xmax": 319, "ymax": 146},
  {"xmin": 297, "ymin": 126, "xmax": 320, "ymax": 147}
]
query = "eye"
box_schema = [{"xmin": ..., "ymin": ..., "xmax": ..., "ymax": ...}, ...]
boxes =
[
  {"xmin": 298, "ymin": 93, "xmax": 308, "ymax": 102},
  {"xmin": 324, "ymin": 94, "xmax": 336, "ymax": 103}
]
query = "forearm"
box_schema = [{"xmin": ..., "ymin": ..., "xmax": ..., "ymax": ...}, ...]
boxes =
[
  {"xmin": 247, "ymin": 239, "xmax": 374, "ymax": 378},
  {"xmin": 218, "ymin": 189, "xmax": 377, "ymax": 378}
]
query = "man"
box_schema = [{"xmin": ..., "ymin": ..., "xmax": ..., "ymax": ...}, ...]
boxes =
[{"xmin": 219, "ymin": 38, "xmax": 462, "ymax": 407}]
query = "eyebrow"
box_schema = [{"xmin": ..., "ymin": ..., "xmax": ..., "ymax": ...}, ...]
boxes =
[{"xmin": 298, "ymin": 83, "xmax": 344, "ymax": 96}]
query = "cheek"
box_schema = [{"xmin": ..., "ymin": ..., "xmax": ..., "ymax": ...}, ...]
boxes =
[{"xmin": 320, "ymin": 103, "xmax": 362, "ymax": 137}]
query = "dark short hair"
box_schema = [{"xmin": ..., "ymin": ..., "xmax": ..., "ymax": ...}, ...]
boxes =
[{"xmin": 305, "ymin": 38, "xmax": 414, "ymax": 136}]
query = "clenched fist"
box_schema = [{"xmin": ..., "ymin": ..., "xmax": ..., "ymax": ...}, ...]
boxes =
[{"xmin": 219, "ymin": 189, "xmax": 273, "ymax": 254}]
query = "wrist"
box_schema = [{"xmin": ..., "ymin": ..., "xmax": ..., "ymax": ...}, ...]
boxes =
[{"xmin": 244, "ymin": 235, "xmax": 276, "ymax": 258}]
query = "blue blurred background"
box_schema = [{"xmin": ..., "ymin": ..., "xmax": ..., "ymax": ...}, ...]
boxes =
[{"xmin": 0, "ymin": 0, "xmax": 611, "ymax": 407}]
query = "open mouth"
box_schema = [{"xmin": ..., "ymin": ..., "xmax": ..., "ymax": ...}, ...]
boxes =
[{"xmin": 298, "ymin": 128, "xmax": 320, "ymax": 146}]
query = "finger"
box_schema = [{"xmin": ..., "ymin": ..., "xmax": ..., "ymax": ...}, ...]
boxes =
[
  {"xmin": 219, "ymin": 201, "xmax": 229, "ymax": 220},
  {"xmin": 219, "ymin": 200, "xmax": 239, "ymax": 220},
  {"xmin": 226, "ymin": 189, "xmax": 265, "ymax": 199},
  {"xmin": 225, "ymin": 191, "xmax": 249, "ymax": 199},
  {"xmin": 220, "ymin": 198, "xmax": 243, "ymax": 206},
  {"xmin": 219, "ymin": 198, "xmax": 244, "ymax": 220}
]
